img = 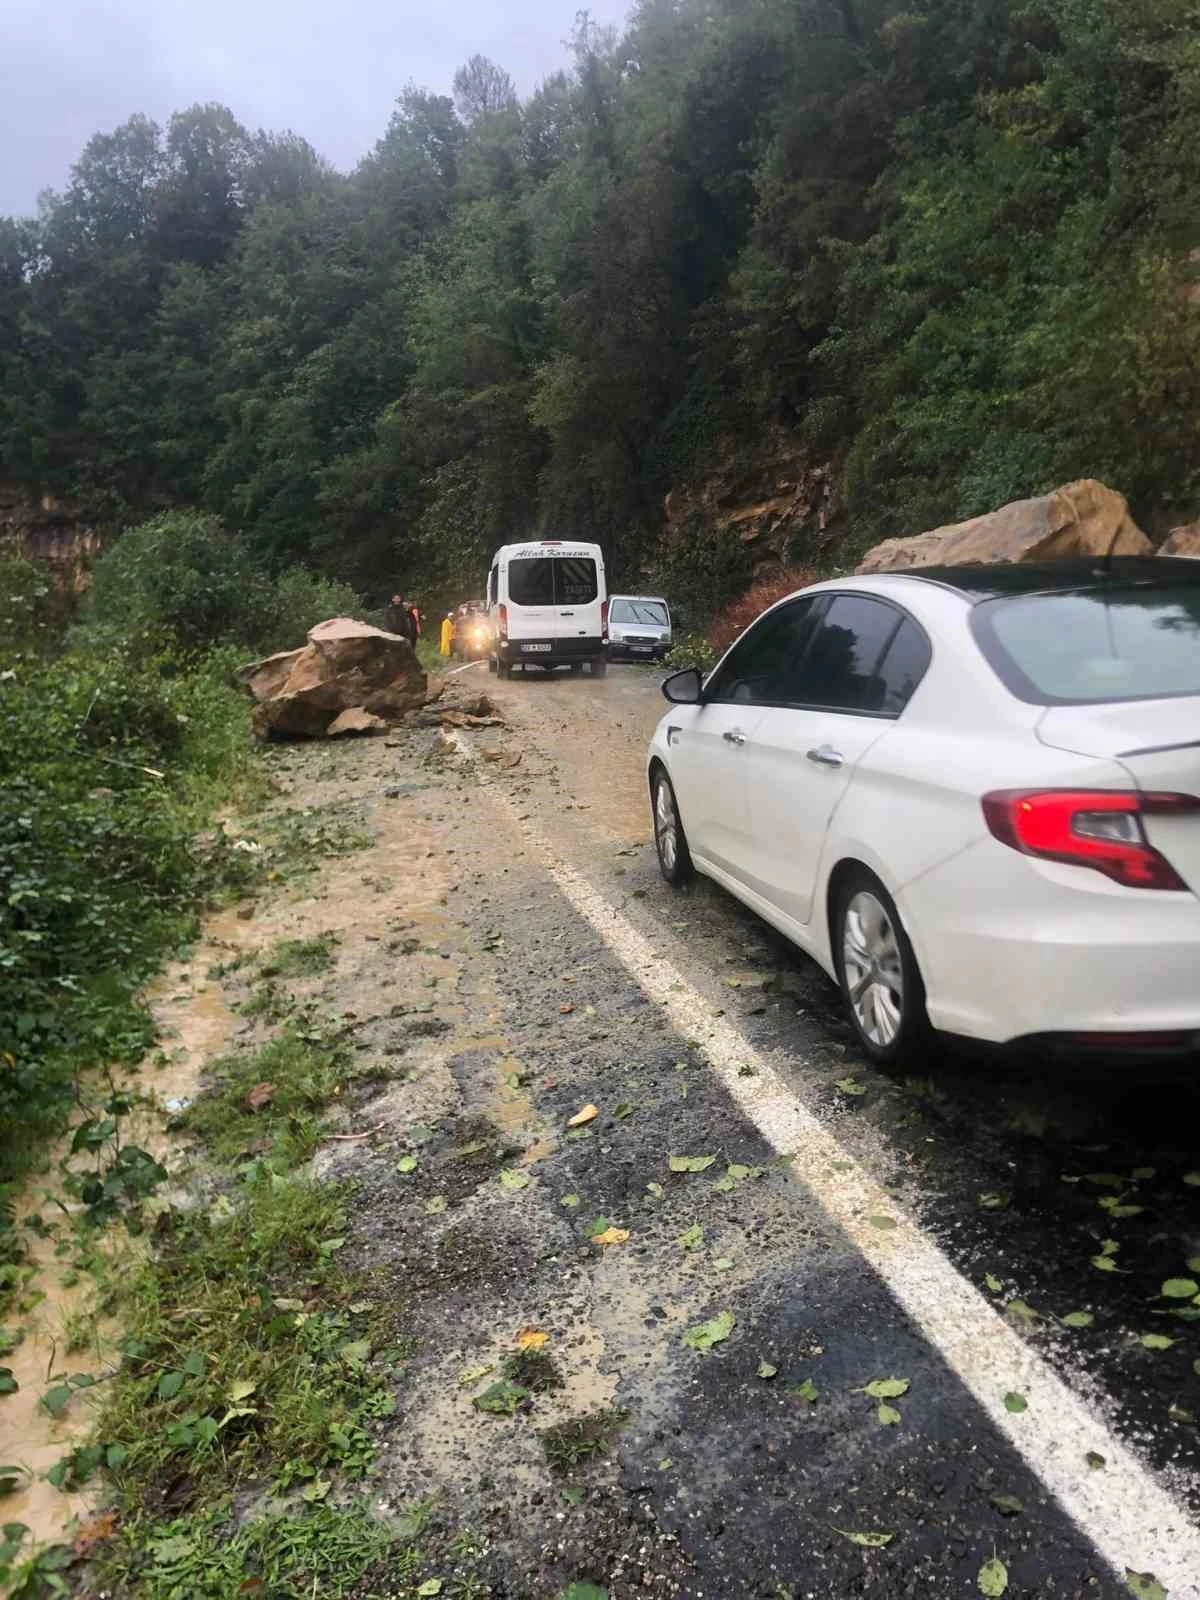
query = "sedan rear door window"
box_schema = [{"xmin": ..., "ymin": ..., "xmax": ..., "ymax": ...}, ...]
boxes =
[{"xmin": 706, "ymin": 598, "xmax": 824, "ymax": 705}]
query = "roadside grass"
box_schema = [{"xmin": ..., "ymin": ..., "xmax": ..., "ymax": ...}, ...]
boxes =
[
  {"xmin": 91, "ymin": 1500, "xmax": 396, "ymax": 1600},
  {"xmin": 94, "ymin": 1174, "xmax": 396, "ymax": 1504},
  {"xmin": 60, "ymin": 1017, "xmax": 421, "ymax": 1596},
  {"xmin": 541, "ymin": 1408, "xmax": 628, "ymax": 1475},
  {"xmin": 260, "ymin": 931, "xmax": 340, "ymax": 980},
  {"xmin": 182, "ymin": 1024, "xmax": 352, "ymax": 1167}
]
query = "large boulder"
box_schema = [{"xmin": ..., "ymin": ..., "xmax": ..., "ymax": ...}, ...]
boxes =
[
  {"xmin": 242, "ymin": 616, "xmax": 427, "ymax": 740},
  {"xmin": 857, "ymin": 479, "xmax": 1152, "ymax": 574},
  {"xmin": 1158, "ymin": 521, "xmax": 1200, "ymax": 558}
]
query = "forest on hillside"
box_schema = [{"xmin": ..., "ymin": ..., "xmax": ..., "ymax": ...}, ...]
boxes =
[{"xmin": 2, "ymin": 0, "xmax": 1200, "ymax": 610}]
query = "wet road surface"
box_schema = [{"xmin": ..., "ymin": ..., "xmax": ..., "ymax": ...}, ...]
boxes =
[{"xmin": 243, "ymin": 662, "xmax": 1200, "ymax": 1597}]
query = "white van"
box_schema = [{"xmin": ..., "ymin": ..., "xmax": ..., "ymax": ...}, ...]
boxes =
[{"xmin": 487, "ymin": 540, "xmax": 608, "ymax": 678}]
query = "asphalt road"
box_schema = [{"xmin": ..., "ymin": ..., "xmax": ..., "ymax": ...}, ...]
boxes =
[{"xmin": 258, "ymin": 661, "xmax": 1200, "ymax": 1598}]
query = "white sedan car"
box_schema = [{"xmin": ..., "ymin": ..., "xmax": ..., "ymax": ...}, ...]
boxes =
[{"xmin": 647, "ymin": 559, "xmax": 1200, "ymax": 1066}]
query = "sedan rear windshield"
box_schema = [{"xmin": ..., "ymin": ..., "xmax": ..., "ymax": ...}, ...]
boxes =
[
  {"xmin": 611, "ymin": 600, "xmax": 668, "ymax": 625},
  {"xmin": 508, "ymin": 556, "xmax": 598, "ymax": 606},
  {"xmin": 973, "ymin": 584, "xmax": 1200, "ymax": 704}
]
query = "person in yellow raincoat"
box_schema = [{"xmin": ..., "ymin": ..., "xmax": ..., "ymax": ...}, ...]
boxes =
[{"xmin": 440, "ymin": 612, "xmax": 454, "ymax": 656}]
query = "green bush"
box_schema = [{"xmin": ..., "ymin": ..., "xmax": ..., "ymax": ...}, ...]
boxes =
[
  {"xmin": 0, "ymin": 643, "xmax": 260, "ymax": 1184},
  {"xmin": 82, "ymin": 511, "xmax": 362, "ymax": 657},
  {"xmin": 0, "ymin": 557, "xmax": 52, "ymax": 659}
]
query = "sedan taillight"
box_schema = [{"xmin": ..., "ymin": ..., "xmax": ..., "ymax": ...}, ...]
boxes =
[{"xmin": 981, "ymin": 789, "xmax": 1200, "ymax": 891}]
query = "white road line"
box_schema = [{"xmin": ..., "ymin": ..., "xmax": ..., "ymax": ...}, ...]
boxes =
[
  {"xmin": 454, "ymin": 733, "xmax": 1200, "ymax": 1596},
  {"xmin": 446, "ymin": 659, "xmax": 486, "ymax": 677}
]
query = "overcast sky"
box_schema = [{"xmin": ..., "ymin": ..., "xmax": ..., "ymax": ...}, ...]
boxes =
[{"xmin": 1, "ymin": 0, "xmax": 632, "ymax": 218}]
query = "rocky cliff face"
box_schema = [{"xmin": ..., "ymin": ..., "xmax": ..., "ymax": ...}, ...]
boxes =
[
  {"xmin": 0, "ymin": 481, "xmax": 103, "ymax": 592},
  {"xmin": 659, "ymin": 428, "xmax": 843, "ymax": 580}
]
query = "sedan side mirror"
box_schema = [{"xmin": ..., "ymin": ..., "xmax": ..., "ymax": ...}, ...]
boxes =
[{"xmin": 662, "ymin": 667, "xmax": 703, "ymax": 704}]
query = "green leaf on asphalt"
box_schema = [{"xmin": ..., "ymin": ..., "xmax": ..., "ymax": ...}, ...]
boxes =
[
  {"xmin": 978, "ymin": 1557, "xmax": 1008, "ymax": 1596},
  {"xmin": 712, "ymin": 1175, "xmax": 736, "ymax": 1193},
  {"xmin": 458, "ymin": 1364, "xmax": 494, "ymax": 1387},
  {"xmin": 425, "ymin": 1195, "xmax": 447, "ymax": 1215},
  {"xmin": 1124, "ymin": 1572, "xmax": 1166, "ymax": 1600},
  {"xmin": 1098, "ymin": 1199, "xmax": 1143, "ymax": 1219},
  {"xmin": 833, "ymin": 1528, "xmax": 893, "ymax": 1548},
  {"xmin": 560, "ymin": 1193, "xmax": 580, "ymax": 1208},
  {"xmin": 0, "ymin": 1370, "xmax": 17, "ymax": 1396},
  {"xmin": 1004, "ymin": 1299, "xmax": 1039, "ymax": 1324},
  {"xmin": 1161, "ymin": 1278, "xmax": 1198, "ymax": 1299},
  {"xmin": 1140, "ymin": 1333, "xmax": 1176, "ymax": 1350},
  {"xmin": 978, "ymin": 1192, "xmax": 1009, "ymax": 1210},
  {"xmin": 984, "ymin": 1274, "xmax": 1003, "ymax": 1294},
  {"xmin": 790, "ymin": 1378, "xmax": 818, "ymax": 1403},
  {"xmin": 1003, "ymin": 1392, "xmax": 1027, "ymax": 1413},
  {"xmin": 416, "ymin": 1582, "xmax": 442, "ymax": 1597},
  {"xmin": 42, "ymin": 1384, "xmax": 72, "ymax": 1417},
  {"xmin": 669, "ymin": 1154, "xmax": 716, "ymax": 1173},
  {"xmin": 989, "ymin": 1493, "xmax": 1023, "ymax": 1516},
  {"xmin": 713, "ymin": 1256, "xmax": 734, "ymax": 1270},
  {"xmin": 613, "ymin": 1102, "xmax": 636, "ymax": 1120},
  {"xmin": 1084, "ymin": 1173, "xmax": 1124, "ymax": 1188},
  {"xmin": 726, "ymin": 1163, "xmax": 755, "ymax": 1181},
  {"xmin": 756, "ymin": 1360, "xmax": 778, "ymax": 1379},
  {"xmin": 586, "ymin": 1216, "xmax": 613, "ymax": 1238},
  {"xmin": 473, "ymin": 1380, "xmax": 529, "ymax": 1416},
  {"xmin": 683, "ymin": 1311, "xmax": 735, "ymax": 1353},
  {"xmin": 499, "ymin": 1168, "xmax": 530, "ymax": 1191},
  {"xmin": 646, "ymin": 1183, "xmax": 664, "ymax": 1199},
  {"xmin": 1188, "ymin": 1256, "xmax": 1200, "ymax": 1274},
  {"xmin": 868, "ymin": 1215, "xmax": 897, "ymax": 1230},
  {"xmin": 835, "ymin": 1077, "xmax": 866, "ymax": 1095},
  {"xmin": 862, "ymin": 1378, "xmax": 909, "ymax": 1399},
  {"xmin": 395, "ymin": 1155, "xmax": 418, "ymax": 1173},
  {"xmin": 1086, "ymin": 1451, "xmax": 1106, "ymax": 1469},
  {"xmin": 1131, "ymin": 1167, "xmax": 1156, "ymax": 1181},
  {"xmin": 678, "ymin": 1223, "xmax": 704, "ymax": 1250},
  {"xmin": 1061, "ymin": 1311, "xmax": 1094, "ymax": 1328},
  {"xmin": 1091, "ymin": 1255, "xmax": 1119, "ymax": 1273},
  {"xmin": 877, "ymin": 1403, "xmax": 901, "ymax": 1425},
  {"xmin": 1183, "ymin": 1172, "xmax": 1200, "ymax": 1186}
]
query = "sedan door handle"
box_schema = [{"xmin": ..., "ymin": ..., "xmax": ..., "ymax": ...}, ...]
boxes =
[
  {"xmin": 722, "ymin": 729, "xmax": 746, "ymax": 746},
  {"xmin": 806, "ymin": 744, "xmax": 844, "ymax": 768}
]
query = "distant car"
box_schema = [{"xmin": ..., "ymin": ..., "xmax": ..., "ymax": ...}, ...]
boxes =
[
  {"xmin": 608, "ymin": 595, "xmax": 672, "ymax": 661},
  {"xmin": 454, "ymin": 608, "xmax": 492, "ymax": 661},
  {"xmin": 647, "ymin": 558, "xmax": 1200, "ymax": 1066}
]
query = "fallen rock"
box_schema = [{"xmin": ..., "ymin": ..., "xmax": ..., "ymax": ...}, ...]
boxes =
[
  {"xmin": 1159, "ymin": 521, "xmax": 1200, "ymax": 558},
  {"xmin": 242, "ymin": 616, "xmax": 427, "ymax": 740},
  {"xmin": 327, "ymin": 707, "xmax": 389, "ymax": 737},
  {"xmin": 857, "ymin": 480, "xmax": 1152, "ymax": 573}
]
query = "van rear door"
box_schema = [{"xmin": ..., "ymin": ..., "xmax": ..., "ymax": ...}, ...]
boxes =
[{"xmin": 507, "ymin": 550, "xmax": 601, "ymax": 640}]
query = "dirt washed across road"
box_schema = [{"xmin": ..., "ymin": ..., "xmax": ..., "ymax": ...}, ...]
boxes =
[{"xmin": 121, "ymin": 662, "xmax": 1200, "ymax": 1598}]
